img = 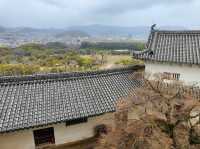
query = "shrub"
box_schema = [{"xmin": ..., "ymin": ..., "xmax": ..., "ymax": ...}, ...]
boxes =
[
  {"xmin": 115, "ymin": 58, "xmax": 143, "ymax": 65},
  {"xmin": 0, "ymin": 64, "xmax": 40, "ymax": 75},
  {"xmin": 79, "ymin": 56, "xmax": 95, "ymax": 68}
]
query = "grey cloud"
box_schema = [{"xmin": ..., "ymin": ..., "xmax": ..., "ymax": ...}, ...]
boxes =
[
  {"xmin": 37, "ymin": 0, "xmax": 65, "ymax": 7},
  {"xmin": 36, "ymin": 0, "xmax": 195, "ymax": 14},
  {"xmin": 93, "ymin": 0, "xmax": 195, "ymax": 14},
  {"xmin": 0, "ymin": 0, "xmax": 199, "ymax": 28}
]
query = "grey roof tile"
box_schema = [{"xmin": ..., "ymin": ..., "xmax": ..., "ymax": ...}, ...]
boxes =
[
  {"xmin": 0, "ymin": 66, "xmax": 143, "ymax": 133},
  {"xmin": 133, "ymin": 26, "xmax": 200, "ymax": 65}
]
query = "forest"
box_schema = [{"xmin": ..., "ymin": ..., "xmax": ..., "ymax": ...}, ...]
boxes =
[
  {"xmin": 0, "ymin": 42, "xmax": 144, "ymax": 75},
  {"xmin": 80, "ymin": 41, "xmax": 145, "ymax": 50}
]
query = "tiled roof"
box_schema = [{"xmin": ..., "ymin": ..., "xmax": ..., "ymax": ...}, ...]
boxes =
[
  {"xmin": 133, "ymin": 25, "xmax": 200, "ymax": 65},
  {"xmin": 0, "ymin": 65, "xmax": 144, "ymax": 133}
]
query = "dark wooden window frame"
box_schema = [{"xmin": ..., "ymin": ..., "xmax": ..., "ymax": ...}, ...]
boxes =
[
  {"xmin": 66, "ymin": 117, "xmax": 88, "ymax": 126},
  {"xmin": 33, "ymin": 127, "xmax": 55, "ymax": 146},
  {"xmin": 163, "ymin": 72, "xmax": 180, "ymax": 81}
]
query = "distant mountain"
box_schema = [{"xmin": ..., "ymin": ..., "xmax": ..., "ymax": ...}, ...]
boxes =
[
  {"xmin": 67, "ymin": 25, "xmax": 150, "ymax": 39},
  {"xmin": 0, "ymin": 25, "xmax": 187, "ymax": 42},
  {"xmin": 15, "ymin": 27, "xmax": 42, "ymax": 33},
  {"xmin": 55, "ymin": 30, "xmax": 90, "ymax": 38},
  {"xmin": 67, "ymin": 24, "xmax": 187, "ymax": 40},
  {"xmin": 0, "ymin": 27, "xmax": 89, "ymax": 38},
  {"xmin": 8, "ymin": 27, "xmax": 64, "ymax": 35},
  {"xmin": 0, "ymin": 26, "xmax": 6, "ymax": 33}
]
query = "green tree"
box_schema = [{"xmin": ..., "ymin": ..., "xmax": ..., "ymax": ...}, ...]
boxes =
[{"xmin": 79, "ymin": 56, "xmax": 95, "ymax": 68}]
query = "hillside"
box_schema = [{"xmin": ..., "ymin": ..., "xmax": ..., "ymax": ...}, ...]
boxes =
[
  {"xmin": 0, "ymin": 25, "xmax": 187, "ymax": 44},
  {"xmin": 68, "ymin": 24, "xmax": 150, "ymax": 39},
  {"xmin": 81, "ymin": 41, "xmax": 145, "ymax": 50},
  {"xmin": 55, "ymin": 30, "xmax": 90, "ymax": 38},
  {"xmin": 67, "ymin": 25, "xmax": 186, "ymax": 39}
]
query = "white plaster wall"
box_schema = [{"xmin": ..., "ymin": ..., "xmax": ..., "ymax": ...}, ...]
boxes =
[
  {"xmin": 54, "ymin": 113, "xmax": 114, "ymax": 145},
  {"xmin": 0, "ymin": 130, "xmax": 35, "ymax": 149},
  {"xmin": 0, "ymin": 113, "xmax": 114, "ymax": 149},
  {"xmin": 145, "ymin": 62, "xmax": 200, "ymax": 85}
]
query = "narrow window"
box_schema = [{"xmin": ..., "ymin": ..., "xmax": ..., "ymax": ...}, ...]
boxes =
[
  {"xmin": 163, "ymin": 72, "xmax": 180, "ymax": 81},
  {"xmin": 66, "ymin": 117, "xmax": 88, "ymax": 126},
  {"xmin": 33, "ymin": 127, "xmax": 55, "ymax": 146}
]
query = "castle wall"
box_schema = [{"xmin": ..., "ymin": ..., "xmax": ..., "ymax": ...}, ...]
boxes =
[{"xmin": 145, "ymin": 62, "xmax": 200, "ymax": 85}]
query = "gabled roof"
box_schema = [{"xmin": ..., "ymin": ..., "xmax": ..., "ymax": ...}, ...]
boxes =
[
  {"xmin": 0, "ymin": 65, "xmax": 144, "ymax": 133},
  {"xmin": 133, "ymin": 25, "xmax": 200, "ymax": 65}
]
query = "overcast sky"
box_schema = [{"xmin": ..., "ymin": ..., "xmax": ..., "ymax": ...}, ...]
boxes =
[{"xmin": 0, "ymin": 0, "xmax": 200, "ymax": 28}]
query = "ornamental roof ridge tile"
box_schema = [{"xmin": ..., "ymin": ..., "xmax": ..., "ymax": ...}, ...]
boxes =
[
  {"xmin": 153, "ymin": 30, "xmax": 200, "ymax": 34},
  {"xmin": 0, "ymin": 65, "xmax": 144, "ymax": 84}
]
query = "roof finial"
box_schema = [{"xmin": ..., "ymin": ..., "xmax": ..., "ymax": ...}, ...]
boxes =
[{"xmin": 151, "ymin": 24, "xmax": 156, "ymax": 31}]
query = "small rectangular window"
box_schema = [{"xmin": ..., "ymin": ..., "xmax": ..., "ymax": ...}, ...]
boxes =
[
  {"xmin": 33, "ymin": 127, "xmax": 55, "ymax": 147},
  {"xmin": 66, "ymin": 117, "xmax": 88, "ymax": 126},
  {"xmin": 163, "ymin": 72, "xmax": 180, "ymax": 80}
]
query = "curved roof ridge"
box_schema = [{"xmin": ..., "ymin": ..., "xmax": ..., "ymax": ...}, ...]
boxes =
[
  {"xmin": 133, "ymin": 25, "xmax": 200, "ymax": 65},
  {"xmin": 154, "ymin": 29, "xmax": 200, "ymax": 33},
  {"xmin": 0, "ymin": 65, "xmax": 144, "ymax": 84}
]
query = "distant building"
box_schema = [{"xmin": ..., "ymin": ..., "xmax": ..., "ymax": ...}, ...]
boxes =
[
  {"xmin": 111, "ymin": 49, "xmax": 130, "ymax": 55},
  {"xmin": 133, "ymin": 25, "xmax": 200, "ymax": 85},
  {"xmin": 0, "ymin": 65, "xmax": 144, "ymax": 149}
]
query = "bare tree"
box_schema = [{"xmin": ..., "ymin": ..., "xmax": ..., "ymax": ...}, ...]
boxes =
[{"xmin": 95, "ymin": 72, "xmax": 200, "ymax": 149}]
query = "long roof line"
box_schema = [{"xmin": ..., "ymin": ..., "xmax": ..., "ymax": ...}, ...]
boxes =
[{"xmin": 0, "ymin": 65, "xmax": 144, "ymax": 133}]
